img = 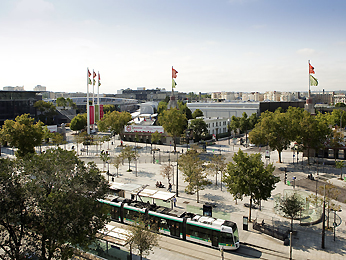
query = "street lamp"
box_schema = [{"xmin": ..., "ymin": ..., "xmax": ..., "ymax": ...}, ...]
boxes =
[
  {"xmin": 227, "ymin": 118, "xmax": 230, "ymax": 145},
  {"xmin": 176, "ymin": 152, "xmax": 179, "ymax": 197}
]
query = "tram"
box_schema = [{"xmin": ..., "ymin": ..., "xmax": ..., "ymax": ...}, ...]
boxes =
[{"xmin": 99, "ymin": 196, "xmax": 240, "ymax": 250}]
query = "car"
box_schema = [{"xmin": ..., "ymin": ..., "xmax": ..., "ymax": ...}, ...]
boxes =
[{"xmin": 249, "ymin": 143, "xmax": 256, "ymax": 147}]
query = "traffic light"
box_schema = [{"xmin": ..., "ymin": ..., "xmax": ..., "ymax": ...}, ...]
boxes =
[{"xmin": 284, "ymin": 168, "xmax": 287, "ymax": 184}]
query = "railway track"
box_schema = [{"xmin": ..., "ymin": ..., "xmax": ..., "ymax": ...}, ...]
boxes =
[{"xmin": 158, "ymin": 235, "xmax": 289, "ymax": 260}]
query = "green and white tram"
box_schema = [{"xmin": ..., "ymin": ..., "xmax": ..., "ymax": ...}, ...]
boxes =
[{"xmin": 99, "ymin": 196, "xmax": 240, "ymax": 250}]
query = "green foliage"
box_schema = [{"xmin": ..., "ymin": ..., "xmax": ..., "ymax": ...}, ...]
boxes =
[
  {"xmin": 0, "ymin": 114, "xmax": 44, "ymax": 158},
  {"xmin": 178, "ymin": 101, "xmax": 193, "ymax": 120},
  {"xmin": 97, "ymin": 111, "xmax": 132, "ymax": 139},
  {"xmin": 280, "ymin": 193, "xmax": 304, "ymax": 231},
  {"xmin": 0, "ymin": 149, "xmax": 110, "ymax": 260},
  {"xmin": 158, "ymin": 108, "xmax": 187, "ymax": 152},
  {"xmin": 206, "ymin": 154, "xmax": 226, "ymax": 186},
  {"xmin": 56, "ymin": 97, "xmax": 67, "ymax": 108},
  {"xmin": 229, "ymin": 115, "xmax": 240, "ymax": 135},
  {"xmin": 192, "ymin": 109, "xmax": 204, "ymax": 119},
  {"xmin": 335, "ymin": 161, "xmax": 345, "ymax": 179},
  {"xmin": 70, "ymin": 113, "xmax": 87, "ymax": 132},
  {"xmin": 51, "ymin": 132, "xmax": 64, "ymax": 146},
  {"xmin": 126, "ymin": 217, "xmax": 159, "ymax": 259},
  {"xmin": 335, "ymin": 103, "xmax": 346, "ymax": 107},
  {"xmin": 189, "ymin": 118, "xmax": 208, "ymax": 142},
  {"xmin": 103, "ymin": 104, "xmax": 117, "ymax": 114},
  {"xmin": 120, "ymin": 146, "xmax": 139, "ymax": 172},
  {"xmin": 249, "ymin": 109, "xmax": 292, "ymax": 163},
  {"xmin": 178, "ymin": 149, "xmax": 211, "ymax": 202},
  {"xmin": 34, "ymin": 100, "xmax": 57, "ymax": 124},
  {"xmin": 151, "ymin": 131, "xmax": 161, "ymax": 144},
  {"xmin": 223, "ymin": 149, "xmax": 278, "ymax": 220},
  {"xmin": 157, "ymin": 101, "xmax": 168, "ymax": 116}
]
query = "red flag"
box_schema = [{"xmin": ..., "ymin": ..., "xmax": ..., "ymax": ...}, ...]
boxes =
[
  {"xmin": 98, "ymin": 72, "xmax": 101, "ymax": 81},
  {"xmin": 93, "ymin": 71, "xmax": 97, "ymax": 78},
  {"xmin": 88, "ymin": 69, "xmax": 91, "ymax": 78},
  {"xmin": 309, "ymin": 63, "xmax": 315, "ymax": 74},
  {"xmin": 172, "ymin": 67, "xmax": 178, "ymax": 78}
]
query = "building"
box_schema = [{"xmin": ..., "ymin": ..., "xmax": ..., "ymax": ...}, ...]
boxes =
[
  {"xmin": 116, "ymin": 88, "xmax": 186, "ymax": 102},
  {"xmin": 0, "ymin": 91, "xmax": 41, "ymax": 125},
  {"xmin": 33, "ymin": 85, "xmax": 46, "ymax": 92},
  {"xmin": 202, "ymin": 117, "xmax": 229, "ymax": 136},
  {"xmin": 334, "ymin": 94, "xmax": 346, "ymax": 105},
  {"xmin": 3, "ymin": 86, "xmax": 25, "ymax": 91}
]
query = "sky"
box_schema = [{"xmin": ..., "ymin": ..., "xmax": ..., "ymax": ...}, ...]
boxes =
[{"xmin": 1, "ymin": 0, "xmax": 346, "ymax": 95}]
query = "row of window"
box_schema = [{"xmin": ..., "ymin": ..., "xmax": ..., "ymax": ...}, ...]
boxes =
[{"xmin": 207, "ymin": 121, "xmax": 228, "ymax": 128}]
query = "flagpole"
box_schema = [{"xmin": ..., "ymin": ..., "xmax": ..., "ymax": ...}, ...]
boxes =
[
  {"xmin": 97, "ymin": 71, "xmax": 100, "ymax": 122},
  {"xmin": 308, "ymin": 60, "xmax": 311, "ymax": 98},
  {"xmin": 92, "ymin": 70, "xmax": 95, "ymax": 131},
  {"xmin": 87, "ymin": 68, "xmax": 90, "ymax": 135}
]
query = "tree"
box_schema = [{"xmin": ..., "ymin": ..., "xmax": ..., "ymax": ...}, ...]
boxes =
[
  {"xmin": 223, "ymin": 149, "xmax": 279, "ymax": 221},
  {"xmin": 229, "ymin": 115, "xmax": 240, "ymax": 136},
  {"xmin": 178, "ymin": 101, "xmax": 193, "ymax": 120},
  {"xmin": 0, "ymin": 114, "xmax": 44, "ymax": 158},
  {"xmin": 335, "ymin": 161, "xmax": 345, "ymax": 180},
  {"xmin": 329, "ymin": 128, "xmax": 344, "ymax": 163},
  {"xmin": 0, "ymin": 158, "xmax": 29, "ymax": 260},
  {"xmin": 70, "ymin": 113, "xmax": 87, "ymax": 132},
  {"xmin": 158, "ymin": 108, "xmax": 187, "ymax": 152},
  {"xmin": 0, "ymin": 149, "xmax": 110, "ymax": 260},
  {"xmin": 189, "ymin": 118, "xmax": 208, "ymax": 142},
  {"xmin": 290, "ymin": 108, "xmax": 330, "ymax": 163},
  {"xmin": 125, "ymin": 217, "xmax": 159, "ymax": 260},
  {"xmin": 249, "ymin": 109, "xmax": 291, "ymax": 163},
  {"xmin": 280, "ymin": 193, "xmax": 304, "ymax": 232},
  {"xmin": 178, "ymin": 149, "xmax": 211, "ymax": 202},
  {"xmin": 206, "ymin": 154, "xmax": 226, "ymax": 186},
  {"xmin": 239, "ymin": 112, "xmax": 251, "ymax": 145},
  {"xmin": 192, "ymin": 109, "xmax": 204, "ymax": 119},
  {"xmin": 34, "ymin": 100, "xmax": 57, "ymax": 124},
  {"xmin": 66, "ymin": 98, "xmax": 77, "ymax": 109},
  {"xmin": 121, "ymin": 146, "xmax": 139, "ymax": 172},
  {"xmin": 335, "ymin": 103, "xmax": 346, "ymax": 108},
  {"xmin": 157, "ymin": 101, "xmax": 168, "ymax": 117},
  {"xmin": 103, "ymin": 104, "xmax": 117, "ymax": 114},
  {"xmin": 100, "ymin": 150, "xmax": 110, "ymax": 172},
  {"xmin": 97, "ymin": 111, "xmax": 132, "ymax": 140},
  {"xmin": 113, "ymin": 155, "xmax": 122, "ymax": 178},
  {"xmin": 160, "ymin": 164, "xmax": 174, "ymax": 185},
  {"xmin": 56, "ymin": 97, "xmax": 67, "ymax": 109},
  {"xmin": 51, "ymin": 132, "xmax": 64, "ymax": 146}
]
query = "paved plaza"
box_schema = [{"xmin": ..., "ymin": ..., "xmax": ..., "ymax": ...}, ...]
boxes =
[{"xmin": 2, "ymin": 130, "xmax": 346, "ymax": 259}]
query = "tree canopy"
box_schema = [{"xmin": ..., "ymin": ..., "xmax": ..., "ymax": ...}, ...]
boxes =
[
  {"xmin": 192, "ymin": 109, "xmax": 204, "ymax": 119},
  {"xmin": 223, "ymin": 149, "xmax": 278, "ymax": 220},
  {"xmin": 97, "ymin": 111, "xmax": 132, "ymax": 139},
  {"xmin": 158, "ymin": 108, "xmax": 187, "ymax": 152},
  {"xmin": 189, "ymin": 118, "xmax": 208, "ymax": 142},
  {"xmin": 0, "ymin": 149, "xmax": 110, "ymax": 260},
  {"xmin": 280, "ymin": 193, "xmax": 304, "ymax": 232},
  {"xmin": 178, "ymin": 149, "xmax": 211, "ymax": 202},
  {"xmin": 0, "ymin": 114, "xmax": 44, "ymax": 158},
  {"xmin": 70, "ymin": 113, "xmax": 87, "ymax": 132}
]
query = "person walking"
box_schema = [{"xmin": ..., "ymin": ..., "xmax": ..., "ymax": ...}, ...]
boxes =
[
  {"xmin": 168, "ymin": 182, "xmax": 172, "ymax": 192},
  {"xmin": 172, "ymin": 197, "xmax": 177, "ymax": 207}
]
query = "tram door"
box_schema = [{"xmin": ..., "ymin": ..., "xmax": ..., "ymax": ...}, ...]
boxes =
[
  {"xmin": 212, "ymin": 231, "xmax": 219, "ymax": 248},
  {"xmin": 169, "ymin": 222, "xmax": 180, "ymax": 238}
]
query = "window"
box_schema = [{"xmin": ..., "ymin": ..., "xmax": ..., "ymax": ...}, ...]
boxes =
[{"xmin": 216, "ymin": 122, "xmax": 218, "ymax": 127}]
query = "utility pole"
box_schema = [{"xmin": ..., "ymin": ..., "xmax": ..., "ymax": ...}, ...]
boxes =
[
  {"xmin": 176, "ymin": 152, "xmax": 179, "ymax": 197},
  {"xmin": 322, "ymin": 184, "xmax": 326, "ymax": 249},
  {"xmin": 289, "ymin": 231, "xmax": 292, "ymax": 260}
]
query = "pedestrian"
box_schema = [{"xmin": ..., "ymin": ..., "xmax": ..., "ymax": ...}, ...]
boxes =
[
  {"xmin": 172, "ymin": 197, "xmax": 177, "ymax": 207},
  {"xmin": 168, "ymin": 182, "xmax": 172, "ymax": 192}
]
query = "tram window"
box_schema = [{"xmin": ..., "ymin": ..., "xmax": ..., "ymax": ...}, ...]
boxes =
[
  {"xmin": 160, "ymin": 219, "xmax": 169, "ymax": 231},
  {"xmin": 111, "ymin": 207, "xmax": 120, "ymax": 220},
  {"xmin": 220, "ymin": 232, "xmax": 234, "ymax": 245}
]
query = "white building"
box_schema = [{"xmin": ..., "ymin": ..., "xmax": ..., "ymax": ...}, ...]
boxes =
[{"xmin": 33, "ymin": 85, "xmax": 46, "ymax": 91}]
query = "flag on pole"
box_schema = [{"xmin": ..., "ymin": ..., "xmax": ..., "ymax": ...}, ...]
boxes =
[
  {"xmin": 88, "ymin": 69, "xmax": 91, "ymax": 78},
  {"xmin": 93, "ymin": 71, "xmax": 97, "ymax": 78},
  {"xmin": 172, "ymin": 67, "xmax": 178, "ymax": 78},
  {"xmin": 310, "ymin": 75, "xmax": 318, "ymax": 86},
  {"xmin": 88, "ymin": 78, "xmax": 92, "ymax": 85},
  {"xmin": 172, "ymin": 78, "xmax": 177, "ymax": 88},
  {"xmin": 309, "ymin": 63, "xmax": 315, "ymax": 74},
  {"xmin": 93, "ymin": 78, "xmax": 96, "ymax": 86},
  {"xmin": 98, "ymin": 72, "xmax": 101, "ymax": 86}
]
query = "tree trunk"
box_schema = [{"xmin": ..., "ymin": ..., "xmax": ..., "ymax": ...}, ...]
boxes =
[
  {"xmin": 278, "ymin": 150, "xmax": 282, "ymax": 163},
  {"xmin": 249, "ymin": 196, "xmax": 252, "ymax": 221},
  {"xmin": 291, "ymin": 218, "xmax": 293, "ymax": 232}
]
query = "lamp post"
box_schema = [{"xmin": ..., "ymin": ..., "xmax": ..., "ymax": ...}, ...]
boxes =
[
  {"xmin": 107, "ymin": 161, "xmax": 109, "ymax": 183},
  {"xmin": 227, "ymin": 118, "xmax": 230, "ymax": 145},
  {"xmin": 176, "ymin": 152, "xmax": 179, "ymax": 197}
]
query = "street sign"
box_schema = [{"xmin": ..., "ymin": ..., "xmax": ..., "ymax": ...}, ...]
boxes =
[
  {"xmin": 265, "ymin": 150, "xmax": 270, "ymax": 159},
  {"xmin": 287, "ymin": 181, "xmax": 291, "ymax": 186}
]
